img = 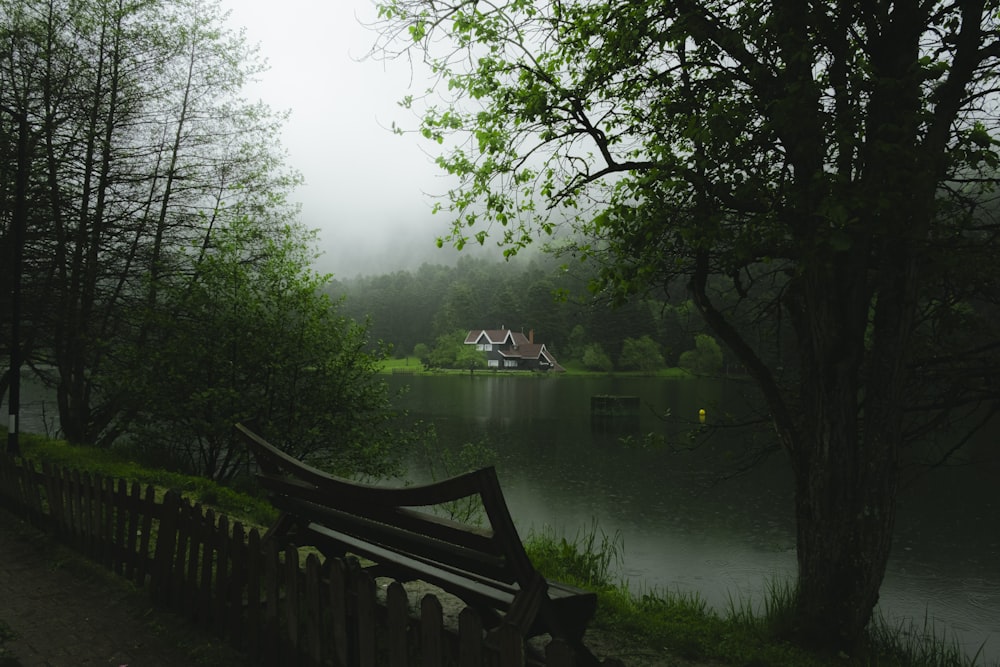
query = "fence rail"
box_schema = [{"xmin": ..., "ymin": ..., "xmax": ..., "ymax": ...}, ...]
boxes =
[{"xmin": 0, "ymin": 453, "xmax": 622, "ymax": 666}]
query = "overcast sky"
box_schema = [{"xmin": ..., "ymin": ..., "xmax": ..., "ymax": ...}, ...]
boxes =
[{"xmin": 220, "ymin": 0, "xmax": 466, "ymax": 278}]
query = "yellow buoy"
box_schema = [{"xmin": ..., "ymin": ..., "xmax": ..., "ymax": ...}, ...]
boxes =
[{"xmin": 698, "ymin": 408, "xmax": 706, "ymax": 424}]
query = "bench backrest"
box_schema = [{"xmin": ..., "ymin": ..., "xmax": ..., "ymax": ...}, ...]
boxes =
[{"xmin": 235, "ymin": 424, "xmax": 538, "ymax": 590}]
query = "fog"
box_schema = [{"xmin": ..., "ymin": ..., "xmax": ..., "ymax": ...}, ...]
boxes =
[{"xmin": 221, "ymin": 0, "xmax": 467, "ymax": 278}]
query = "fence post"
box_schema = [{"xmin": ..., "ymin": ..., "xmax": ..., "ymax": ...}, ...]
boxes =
[
  {"xmin": 305, "ymin": 553, "xmax": 323, "ymax": 666},
  {"xmin": 69, "ymin": 469, "xmax": 81, "ymax": 545},
  {"xmin": 113, "ymin": 478, "xmax": 127, "ymax": 575},
  {"xmin": 230, "ymin": 521, "xmax": 247, "ymax": 650},
  {"xmin": 262, "ymin": 538, "xmax": 280, "ymax": 665},
  {"xmin": 355, "ymin": 569, "xmax": 377, "ymax": 667},
  {"xmin": 135, "ymin": 484, "xmax": 155, "ymax": 587},
  {"xmin": 22, "ymin": 460, "xmax": 45, "ymax": 527},
  {"xmin": 171, "ymin": 497, "xmax": 192, "ymax": 613},
  {"xmin": 329, "ymin": 557, "xmax": 349, "ymax": 667},
  {"xmin": 199, "ymin": 508, "xmax": 216, "ymax": 626},
  {"xmin": 497, "ymin": 624, "xmax": 525, "ymax": 667},
  {"xmin": 458, "ymin": 607, "xmax": 483, "ymax": 667},
  {"xmin": 284, "ymin": 545, "xmax": 300, "ymax": 666},
  {"xmin": 387, "ymin": 581, "xmax": 409, "ymax": 667},
  {"xmin": 420, "ymin": 594, "xmax": 443, "ymax": 667},
  {"xmin": 183, "ymin": 503, "xmax": 203, "ymax": 621},
  {"xmin": 245, "ymin": 528, "xmax": 262, "ymax": 657},
  {"xmin": 214, "ymin": 514, "xmax": 231, "ymax": 637},
  {"xmin": 152, "ymin": 490, "xmax": 181, "ymax": 604}
]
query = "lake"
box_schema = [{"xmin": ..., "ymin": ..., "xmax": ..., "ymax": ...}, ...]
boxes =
[{"xmin": 386, "ymin": 373, "xmax": 999, "ymax": 663}]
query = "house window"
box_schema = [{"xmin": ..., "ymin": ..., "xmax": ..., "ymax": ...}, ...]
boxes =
[
  {"xmin": 504, "ymin": 359, "xmax": 518, "ymax": 368},
  {"xmin": 488, "ymin": 359, "xmax": 499, "ymax": 368},
  {"xmin": 477, "ymin": 343, "xmax": 492, "ymax": 351}
]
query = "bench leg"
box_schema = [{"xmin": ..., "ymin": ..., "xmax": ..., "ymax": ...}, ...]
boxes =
[
  {"xmin": 262, "ymin": 511, "xmax": 297, "ymax": 546},
  {"xmin": 567, "ymin": 639, "xmax": 601, "ymax": 667}
]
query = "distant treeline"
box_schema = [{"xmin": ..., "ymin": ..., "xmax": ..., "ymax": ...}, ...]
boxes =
[{"xmin": 328, "ymin": 255, "xmax": 754, "ymax": 372}]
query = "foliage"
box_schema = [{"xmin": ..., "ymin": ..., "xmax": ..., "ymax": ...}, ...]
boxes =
[
  {"xmin": 563, "ymin": 324, "xmax": 590, "ymax": 362},
  {"xmin": 0, "ymin": 0, "xmax": 298, "ymax": 446},
  {"xmin": 412, "ymin": 343, "xmax": 430, "ymax": 365},
  {"xmin": 618, "ymin": 335, "xmax": 666, "ymax": 373},
  {"xmin": 107, "ymin": 217, "xmax": 406, "ymax": 482},
  {"xmin": 426, "ymin": 329, "xmax": 488, "ymax": 370},
  {"xmin": 679, "ymin": 335, "xmax": 724, "ymax": 375},
  {"xmin": 581, "ymin": 343, "xmax": 614, "ymax": 372},
  {"xmin": 374, "ymin": 0, "xmax": 1000, "ymax": 652}
]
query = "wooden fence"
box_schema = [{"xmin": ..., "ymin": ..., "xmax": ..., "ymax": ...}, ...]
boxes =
[{"xmin": 0, "ymin": 453, "xmax": 623, "ymax": 666}]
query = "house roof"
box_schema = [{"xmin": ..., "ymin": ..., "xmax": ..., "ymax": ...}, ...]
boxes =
[
  {"xmin": 497, "ymin": 342, "xmax": 544, "ymax": 360},
  {"xmin": 464, "ymin": 329, "xmax": 515, "ymax": 345}
]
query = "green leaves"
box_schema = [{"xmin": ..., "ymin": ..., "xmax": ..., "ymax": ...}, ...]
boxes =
[
  {"xmin": 408, "ymin": 20, "xmax": 427, "ymax": 42},
  {"xmin": 112, "ymin": 216, "xmax": 402, "ymax": 481}
]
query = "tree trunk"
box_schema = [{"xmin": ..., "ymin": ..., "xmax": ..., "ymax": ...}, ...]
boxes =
[
  {"xmin": 786, "ymin": 247, "xmax": 912, "ymax": 653},
  {"xmin": 792, "ymin": 421, "xmax": 897, "ymax": 652}
]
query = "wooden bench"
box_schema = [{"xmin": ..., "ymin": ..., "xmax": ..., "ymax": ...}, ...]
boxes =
[{"xmin": 236, "ymin": 424, "xmax": 599, "ymax": 664}]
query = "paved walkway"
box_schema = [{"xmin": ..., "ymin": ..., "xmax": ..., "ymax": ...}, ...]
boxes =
[{"xmin": 0, "ymin": 508, "xmax": 247, "ymax": 667}]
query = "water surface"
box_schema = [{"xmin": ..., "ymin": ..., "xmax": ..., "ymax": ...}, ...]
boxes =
[{"xmin": 388, "ymin": 373, "xmax": 999, "ymax": 662}]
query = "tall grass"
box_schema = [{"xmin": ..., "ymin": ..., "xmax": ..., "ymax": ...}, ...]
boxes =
[
  {"xmin": 724, "ymin": 580, "xmax": 995, "ymax": 667},
  {"xmin": 523, "ymin": 520, "xmax": 623, "ymax": 589},
  {"xmin": 524, "ymin": 520, "xmax": 994, "ymax": 667},
  {"xmin": 865, "ymin": 609, "xmax": 992, "ymax": 667},
  {"xmin": 725, "ymin": 577, "xmax": 800, "ymax": 637}
]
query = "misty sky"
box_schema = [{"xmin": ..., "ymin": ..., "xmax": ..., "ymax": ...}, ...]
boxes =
[{"xmin": 220, "ymin": 0, "xmax": 467, "ymax": 278}]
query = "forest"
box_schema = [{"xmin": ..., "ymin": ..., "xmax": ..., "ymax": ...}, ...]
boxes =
[{"xmin": 331, "ymin": 254, "xmax": 733, "ymax": 374}]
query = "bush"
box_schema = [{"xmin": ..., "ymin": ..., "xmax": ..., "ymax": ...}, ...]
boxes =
[
  {"xmin": 678, "ymin": 334, "xmax": 723, "ymax": 374},
  {"xmin": 582, "ymin": 343, "xmax": 614, "ymax": 372},
  {"xmin": 619, "ymin": 335, "xmax": 666, "ymax": 373}
]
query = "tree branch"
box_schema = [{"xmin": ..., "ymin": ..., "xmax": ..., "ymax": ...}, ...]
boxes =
[{"xmin": 688, "ymin": 250, "xmax": 798, "ymax": 455}]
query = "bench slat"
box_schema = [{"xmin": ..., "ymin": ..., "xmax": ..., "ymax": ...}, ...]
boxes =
[
  {"xmin": 308, "ymin": 522, "xmax": 521, "ymax": 612},
  {"xmin": 272, "ymin": 494, "xmax": 517, "ymax": 585},
  {"xmin": 236, "ymin": 423, "xmax": 600, "ymax": 662}
]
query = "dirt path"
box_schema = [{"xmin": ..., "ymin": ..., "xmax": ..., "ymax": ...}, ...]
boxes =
[{"xmin": 0, "ymin": 508, "xmax": 245, "ymax": 667}]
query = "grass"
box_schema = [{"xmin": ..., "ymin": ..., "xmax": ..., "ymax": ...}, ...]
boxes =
[
  {"xmin": 865, "ymin": 609, "xmax": 990, "ymax": 667},
  {"xmin": 10, "ymin": 430, "xmax": 276, "ymax": 528},
  {"xmin": 523, "ymin": 520, "xmax": 624, "ymax": 589},
  {"xmin": 380, "ymin": 355, "xmax": 696, "ymax": 378},
  {"xmin": 523, "ymin": 522, "xmax": 996, "ymax": 667}
]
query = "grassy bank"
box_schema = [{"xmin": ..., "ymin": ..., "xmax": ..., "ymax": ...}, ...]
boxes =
[
  {"xmin": 9, "ymin": 430, "xmax": 276, "ymax": 527},
  {"xmin": 380, "ymin": 355, "xmax": 695, "ymax": 378},
  {"xmin": 524, "ymin": 523, "xmax": 993, "ymax": 667},
  {"xmin": 4, "ymin": 430, "xmax": 991, "ymax": 667}
]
